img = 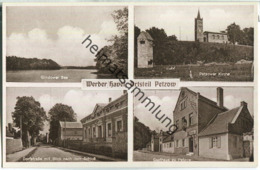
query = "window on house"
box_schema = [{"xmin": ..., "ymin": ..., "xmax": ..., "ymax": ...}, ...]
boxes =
[
  {"xmin": 189, "ymin": 113, "xmax": 194, "ymax": 126},
  {"xmin": 217, "ymin": 35, "xmax": 220, "ymax": 39},
  {"xmin": 210, "ymin": 136, "xmax": 221, "ymax": 148},
  {"xmin": 92, "ymin": 127, "xmax": 96, "ymax": 138},
  {"xmin": 169, "ymin": 142, "xmax": 172, "ymax": 147},
  {"xmin": 176, "ymin": 140, "xmax": 179, "ymax": 148},
  {"xmin": 182, "ymin": 117, "xmax": 187, "ymax": 128},
  {"xmin": 88, "ymin": 128, "xmax": 91, "ymax": 138},
  {"xmin": 75, "ymin": 131, "xmax": 77, "ymax": 135},
  {"xmin": 180, "ymin": 100, "xmax": 187, "ymax": 110},
  {"xmin": 182, "ymin": 139, "xmax": 185, "ymax": 147},
  {"xmin": 176, "ymin": 120, "xmax": 179, "ymax": 128},
  {"xmin": 212, "ymin": 35, "xmax": 215, "ymax": 39},
  {"xmin": 107, "ymin": 123, "xmax": 112, "ymax": 137},
  {"xmin": 116, "ymin": 120, "xmax": 123, "ymax": 132},
  {"xmin": 140, "ymin": 40, "xmax": 145, "ymax": 44}
]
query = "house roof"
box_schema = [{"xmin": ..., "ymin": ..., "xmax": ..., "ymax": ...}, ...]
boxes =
[
  {"xmin": 80, "ymin": 92, "xmax": 127, "ymax": 123},
  {"xmin": 204, "ymin": 31, "xmax": 227, "ymax": 35},
  {"xmin": 173, "ymin": 87, "xmax": 227, "ymax": 114},
  {"xmin": 138, "ymin": 31, "xmax": 153, "ymax": 41},
  {"xmin": 59, "ymin": 121, "xmax": 83, "ymax": 129},
  {"xmin": 199, "ymin": 106, "xmax": 242, "ymax": 137}
]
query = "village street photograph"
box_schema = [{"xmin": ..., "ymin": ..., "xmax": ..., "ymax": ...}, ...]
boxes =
[
  {"xmin": 133, "ymin": 87, "xmax": 254, "ymax": 161},
  {"xmin": 5, "ymin": 88, "xmax": 128, "ymax": 162},
  {"xmin": 5, "ymin": 5, "xmax": 128, "ymax": 82},
  {"xmin": 134, "ymin": 5, "xmax": 255, "ymax": 81}
]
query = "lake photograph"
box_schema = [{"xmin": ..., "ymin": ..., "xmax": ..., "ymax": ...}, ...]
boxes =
[{"xmin": 5, "ymin": 6, "xmax": 128, "ymax": 82}]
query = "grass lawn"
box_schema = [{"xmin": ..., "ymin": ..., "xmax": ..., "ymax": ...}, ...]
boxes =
[{"xmin": 134, "ymin": 63, "xmax": 253, "ymax": 81}]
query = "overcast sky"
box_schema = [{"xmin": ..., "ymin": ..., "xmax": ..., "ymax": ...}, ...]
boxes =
[
  {"xmin": 134, "ymin": 87, "xmax": 254, "ymax": 132},
  {"xmin": 6, "ymin": 6, "xmax": 125, "ymax": 66},
  {"xmin": 135, "ymin": 5, "xmax": 254, "ymax": 41},
  {"xmin": 6, "ymin": 88, "xmax": 124, "ymax": 134}
]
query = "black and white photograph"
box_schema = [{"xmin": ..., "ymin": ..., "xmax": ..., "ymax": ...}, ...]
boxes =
[
  {"xmin": 134, "ymin": 5, "xmax": 255, "ymax": 81},
  {"xmin": 5, "ymin": 87, "xmax": 128, "ymax": 162},
  {"xmin": 6, "ymin": 6, "xmax": 128, "ymax": 82},
  {"xmin": 133, "ymin": 87, "xmax": 254, "ymax": 161}
]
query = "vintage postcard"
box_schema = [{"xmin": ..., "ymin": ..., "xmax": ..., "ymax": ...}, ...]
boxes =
[
  {"xmin": 134, "ymin": 87, "xmax": 254, "ymax": 162},
  {"xmin": 134, "ymin": 5, "xmax": 256, "ymax": 81},
  {"xmin": 4, "ymin": 87, "xmax": 128, "ymax": 162},
  {"xmin": 1, "ymin": 1, "xmax": 258, "ymax": 169},
  {"xmin": 5, "ymin": 5, "xmax": 128, "ymax": 82}
]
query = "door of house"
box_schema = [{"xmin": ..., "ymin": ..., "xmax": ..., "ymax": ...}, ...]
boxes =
[
  {"xmin": 189, "ymin": 137, "xmax": 194, "ymax": 152},
  {"xmin": 243, "ymin": 141, "xmax": 250, "ymax": 157}
]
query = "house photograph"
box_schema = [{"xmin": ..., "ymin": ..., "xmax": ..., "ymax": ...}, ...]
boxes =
[
  {"xmin": 133, "ymin": 87, "xmax": 254, "ymax": 161},
  {"xmin": 134, "ymin": 5, "xmax": 255, "ymax": 81},
  {"xmin": 5, "ymin": 87, "xmax": 128, "ymax": 162}
]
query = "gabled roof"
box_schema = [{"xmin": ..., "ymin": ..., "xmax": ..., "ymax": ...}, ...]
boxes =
[
  {"xmin": 59, "ymin": 121, "xmax": 83, "ymax": 129},
  {"xmin": 93, "ymin": 103, "xmax": 106, "ymax": 113},
  {"xmin": 173, "ymin": 87, "xmax": 227, "ymax": 114},
  {"xmin": 199, "ymin": 106, "xmax": 242, "ymax": 137},
  {"xmin": 81, "ymin": 92, "xmax": 127, "ymax": 123},
  {"xmin": 138, "ymin": 31, "xmax": 153, "ymax": 41},
  {"xmin": 80, "ymin": 103, "xmax": 106, "ymax": 123}
]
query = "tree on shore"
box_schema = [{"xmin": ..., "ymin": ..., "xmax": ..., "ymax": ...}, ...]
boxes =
[
  {"xmin": 48, "ymin": 103, "xmax": 77, "ymax": 143},
  {"xmin": 96, "ymin": 7, "xmax": 128, "ymax": 75},
  {"xmin": 12, "ymin": 96, "xmax": 47, "ymax": 147}
]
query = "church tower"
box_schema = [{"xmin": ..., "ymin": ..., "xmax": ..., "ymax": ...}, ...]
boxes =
[{"xmin": 195, "ymin": 9, "xmax": 203, "ymax": 42}]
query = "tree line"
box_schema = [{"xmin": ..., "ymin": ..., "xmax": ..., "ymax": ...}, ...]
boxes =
[
  {"xmin": 134, "ymin": 23, "xmax": 254, "ymax": 66},
  {"xmin": 6, "ymin": 56, "xmax": 61, "ymax": 70},
  {"xmin": 134, "ymin": 117, "xmax": 152, "ymax": 150},
  {"xmin": 12, "ymin": 96, "xmax": 77, "ymax": 147}
]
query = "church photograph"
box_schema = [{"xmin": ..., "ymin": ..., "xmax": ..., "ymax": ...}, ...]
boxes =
[{"xmin": 134, "ymin": 5, "xmax": 255, "ymax": 81}]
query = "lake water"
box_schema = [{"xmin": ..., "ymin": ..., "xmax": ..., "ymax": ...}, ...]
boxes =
[{"xmin": 6, "ymin": 69, "xmax": 113, "ymax": 82}]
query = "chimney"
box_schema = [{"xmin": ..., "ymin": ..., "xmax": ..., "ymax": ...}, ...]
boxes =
[
  {"xmin": 109, "ymin": 98, "xmax": 112, "ymax": 102},
  {"xmin": 8, "ymin": 123, "xmax": 12, "ymax": 132},
  {"xmin": 217, "ymin": 87, "xmax": 224, "ymax": 108},
  {"xmin": 240, "ymin": 101, "xmax": 248, "ymax": 107}
]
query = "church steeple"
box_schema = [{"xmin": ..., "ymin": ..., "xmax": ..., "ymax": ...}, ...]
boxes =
[
  {"xmin": 197, "ymin": 9, "xmax": 201, "ymax": 19},
  {"xmin": 195, "ymin": 9, "xmax": 203, "ymax": 42}
]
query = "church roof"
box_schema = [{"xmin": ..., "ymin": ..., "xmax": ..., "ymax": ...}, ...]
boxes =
[
  {"xmin": 204, "ymin": 31, "xmax": 227, "ymax": 35},
  {"xmin": 138, "ymin": 31, "xmax": 153, "ymax": 41},
  {"xmin": 197, "ymin": 9, "xmax": 201, "ymax": 19}
]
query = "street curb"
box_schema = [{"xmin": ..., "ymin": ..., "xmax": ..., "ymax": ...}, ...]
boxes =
[
  {"xmin": 17, "ymin": 147, "xmax": 38, "ymax": 162},
  {"xmin": 57, "ymin": 147, "xmax": 125, "ymax": 162}
]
